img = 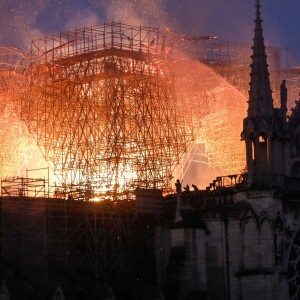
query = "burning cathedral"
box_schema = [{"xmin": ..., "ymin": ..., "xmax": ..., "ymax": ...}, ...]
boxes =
[{"xmin": 1, "ymin": 0, "xmax": 300, "ymax": 300}]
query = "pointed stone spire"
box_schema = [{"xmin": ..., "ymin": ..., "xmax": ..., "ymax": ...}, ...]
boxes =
[{"xmin": 248, "ymin": 0, "xmax": 274, "ymax": 118}]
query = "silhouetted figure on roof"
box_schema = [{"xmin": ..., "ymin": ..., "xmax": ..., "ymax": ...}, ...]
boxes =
[
  {"xmin": 184, "ymin": 184, "xmax": 190, "ymax": 192},
  {"xmin": 175, "ymin": 179, "xmax": 181, "ymax": 194},
  {"xmin": 175, "ymin": 179, "xmax": 182, "ymax": 222},
  {"xmin": 192, "ymin": 184, "xmax": 199, "ymax": 191}
]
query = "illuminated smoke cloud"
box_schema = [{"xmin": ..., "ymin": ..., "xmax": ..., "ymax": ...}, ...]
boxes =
[
  {"xmin": 0, "ymin": 0, "xmax": 46, "ymax": 51},
  {"xmin": 65, "ymin": 11, "xmax": 100, "ymax": 30},
  {"xmin": 0, "ymin": 0, "xmax": 103, "ymax": 52},
  {"xmin": 0, "ymin": 0, "xmax": 299, "ymax": 65},
  {"xmin": 99, "ymin": 0, "xmax": 169, "ymax": 27}
]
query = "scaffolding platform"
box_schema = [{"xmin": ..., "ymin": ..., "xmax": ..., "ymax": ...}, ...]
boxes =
[{"xmin": 1, "ymin": 176, "xmax": 48, "ymax": 198}]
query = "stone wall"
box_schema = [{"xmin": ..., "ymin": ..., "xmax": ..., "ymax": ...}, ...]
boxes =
[{"xmin": 160, "ymin": 189, "xmax": 290, "ymax": 300}]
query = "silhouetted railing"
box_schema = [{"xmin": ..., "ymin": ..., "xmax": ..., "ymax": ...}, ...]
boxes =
[{"xmin": 206, "ymin": 174, "xmax": 247, "ymax": 191}]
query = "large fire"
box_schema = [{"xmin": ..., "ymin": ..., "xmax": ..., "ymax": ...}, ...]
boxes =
[
  {"xmin": 18, "ymin": 23, "xmax": 191, "ymax": 199},
  {"xmin": 0, "ymin": 22, "xmax": 287, "ymax": 198}
]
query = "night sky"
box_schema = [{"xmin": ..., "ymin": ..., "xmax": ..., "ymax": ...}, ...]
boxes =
[{"xmin": 1, "ymin": 0, "xmax": 300, "ymax": 66}]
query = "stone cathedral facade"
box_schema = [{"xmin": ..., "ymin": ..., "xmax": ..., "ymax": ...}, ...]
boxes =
[{"xmin": 155, "ymin": 1, "xmax": 300, "ymax": 299}]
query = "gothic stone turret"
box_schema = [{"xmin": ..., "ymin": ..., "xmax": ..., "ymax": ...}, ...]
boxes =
[{"xmin": 241, "ymin": 0, "xmax": 287, "ymax": 188}]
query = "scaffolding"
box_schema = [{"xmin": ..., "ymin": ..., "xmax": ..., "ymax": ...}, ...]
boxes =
[
  {"xmin": 1, "ymin": 167, "xmax": 50, "ymax": 198},
  {"xmin": 0, "ymin": 47, "xmax": 23, "ymax": 177},
  {"xmin": 0, "ymin": 23, "xmax": 299, "ymax": 193},
  {"xmin": 21, "ymin": 22, "xmax": 191, "ymax": 198},
  {"xmin": 1, "ymin": 176, "xmax": 48, "ymax": 198},
  {"xmin": 179, "ymin": 38, "xmax": 283, "ymax": 97},
  {"xmin": 170, "ymin": 47, "xmax": 249, "ymax": 182}
]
